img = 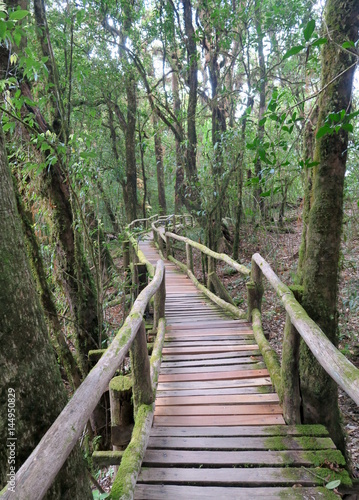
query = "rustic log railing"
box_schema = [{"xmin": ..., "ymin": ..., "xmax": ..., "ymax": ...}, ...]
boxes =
[
  {"xmin": 0, "ymin": 259, "xmax": 166, "ymax": 500},
  {"xmin": 148, "ymin": 215, "xmax": 359, "ymax": 419}
]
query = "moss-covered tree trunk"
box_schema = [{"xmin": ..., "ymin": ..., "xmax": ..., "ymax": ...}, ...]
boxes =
[
  {"xmin": 253, "ymin": 0, "xmax": 266, "ymax": 219},
  {"xmin": 0, "ymin": 125, "xmax": 91, "ymax": 498},
  {"xmin": 14, "ymin": 182, "xmax": 82, "ymax": 389},
  {"xmin": 299, "ymin": 0, "xmax": 359, "ymax": 453},
  {"xmin": 297, "ymin": 106, "xmax": 318, "ymax": 282},
  {"xmin": 152, "ymin": 112, "xmax": 167, "ymax": 215},
  {"xmin": 124, "ymin": 73, "xmax": 138, "ymax": 223}
]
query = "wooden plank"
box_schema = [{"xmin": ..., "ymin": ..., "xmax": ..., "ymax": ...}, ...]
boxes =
[
  {"xmin": 160, "ymin": 363, "xmax": 265, "ymax": 375},
  {"xmin": 156, "ymin": 387, "xmax": 275, "ymax": 398},
  {"xmin": 158, "ymin": 369, "xmax": 269, "ymax": 383},
  {"xmin": 134, "ymin": 485, "xmax": 335, "ymax": 500},
  {"xmin": 157, "ymin": 377, "xmax": 273, "ymax": 391},
  {"xmin": 153, "ymin": 414, "xmax": 285, "ymax": 426},
  {"xmin": 163, "ymin": 340, "xmax": 253, "ymax": 347},
  {"xmin": 161, "ymin": 356, "xmax": 262, "ymax": 368},
  {"xmin": 142, "ymin": 449, "xmax": 344, "ymax": 467},
  {"xmin": 162, "ymin": 350, "xmax": 261, "ymax": 361},
  {"xmin": 155, "ymin": 393, "xmax": 280, "ymax": 406},
  {"xmin": 162, "ymin": 345, "xmax": 259, "ymax": 355},
  {"xmin": 137, "ymin": 466, "xmax": 330, "ymax": 485},
  {"xmin": 154, "ymin": 404, "xmax": 283, "ymax": 416},
  {"xmin": 149, "ymin": 424, "xmax": 330, "ymax": 437},
  {"xmin": 165, "ymin": 332, "xmax": 254, "ymax": 339},
  {"xmin": 147, "ymin": 435, "xmax": 334, "ymax": 449},
  {"xmin": 166, "ymin": 322, "xmax": 250, "ymax": 330}
]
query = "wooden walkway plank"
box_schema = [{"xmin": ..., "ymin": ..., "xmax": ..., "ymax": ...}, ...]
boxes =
[{"xmin": 134, "ymin": 485, "xmax": 337, "ymax": 500}]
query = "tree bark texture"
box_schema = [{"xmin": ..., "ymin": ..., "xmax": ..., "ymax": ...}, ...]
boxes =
[
  {"xmin": 254, "ymin": 0, "xmax": 266, "ymax": 218},
  {"xmin": 183, "ymin": 0, "xmax": 198, "ymax": 183},
  {"xmin": 152, "ymin": 113, "xmax": 167, "ymax": 214},
  {"xmin": 124, "ymin": 73, "xmax": 138, "ymax": 223},
  {"xmin": 299, "ymin": 0, "xmax": 359, "ymax": 454},
  {"xmin": 0, "ymin": 126, "xmax": 91, "ymax": 498}
]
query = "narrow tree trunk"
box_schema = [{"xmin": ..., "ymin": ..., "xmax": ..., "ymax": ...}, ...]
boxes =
[
  {"xmin": 124, "ymin": 74, "xmax": 138, "ymax": 222},
  {"xmin": 183, "ymin": 0, "xmax": 199, "ymax": 187},
  {"xmin": 297, "ymin": 106, "xmax": 318, "ymax": 282},
  {"xmin": 254, "ymin": 0, "xmax": 266, "ymax": 219},
  {"xmin": 171, "ymin": 56, "xmax": 185, "ymax": 213},
  {"xmin": 233, "ymin": 98, "xmax": 253, "ymax": 260},
  {"xmin": 299, "ymin": 0, "xmax": 359, "ymax": 454},
  {"xmin": 0, "ymin": 125, "xmax": 91, "ymax": 498},
  {"xmin": 152, "ymin": 113, "xmax": 167, "ymax": 214}
]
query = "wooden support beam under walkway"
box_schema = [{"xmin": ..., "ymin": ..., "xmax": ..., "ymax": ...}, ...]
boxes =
[{"xmin": 134, "ymin": 238, "xmax": 349, "ymax": 499}]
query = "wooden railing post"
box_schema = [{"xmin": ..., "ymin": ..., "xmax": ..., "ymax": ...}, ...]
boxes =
[
  {"xmin": 109, "ymin": 375, "xmax": 133, "ymax": 455},
  {"xmin": 123, "ymin": 240, "xmax": 130, "ymax": 270},
  {"xmin": 152, "ymin": 226, "xmax": 158, "ymax": 244},
  {"xmin": 186, "ymin": 243, "xmax": 194, "ymax": 273},
  {"xmin": 247, "ymin": 257, "xmax": 264, "ymax": 322},
  {"xmin": 158, "ymin": 233, "xmax": 164, "ymax": 255},
  {"xmin": 154, "ymin": 267, "xmax": 166, "ymax": 330},
  {"xmin": 165, "ymin": 234, "xmax": 172, "ymax": 259},
  {"xmin": 282, "ymin": 286, "xmax": 303, "ymax": 424},
  {"xmin": 133, "ymin": 263, "xmax": 147, "ymax": 297},
  {"xmin": 130, "ymin": 321, "xmax": 153, "ymax": 417},
  {"xmin": 133, "ymin": 263, "xmax": 148, "ymax": 314},
  {"xmin": 207, "ymin": 256, "xmax": 215, "ymax": 292}
]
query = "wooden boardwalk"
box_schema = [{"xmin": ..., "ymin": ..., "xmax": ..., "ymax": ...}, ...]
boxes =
[{"xmin": 134, "ymin": 239, "xmax": 345, "ymax": 499}]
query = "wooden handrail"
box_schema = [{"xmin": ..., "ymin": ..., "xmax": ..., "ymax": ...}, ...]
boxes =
[
  {"xmin": 2, "ymin": 261, "xmax": 165, "ymax": 500},
  {"xmin": 127, "ymin": 214, "xmax": 159, "ymax": 230},
  {"xmin": 164, "ymin": 230, "xmax": 250, "ymax": 277},
  {"xmin": 252, "ymin": 253, "xmax": 359, "ymax": 406}
]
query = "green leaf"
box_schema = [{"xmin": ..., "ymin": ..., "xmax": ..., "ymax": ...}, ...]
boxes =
[
  {"xmin": 342, "ymin": 41, "xmax": 355, "ymax": 49},
  {"xmin": 342, "ymin": 123, "xmax": 353, "ymax": 133},
  {"xmin": 283, "ymin": 45, "xmax": 305, "ymax": 60},
  {"xmin": 13, "ymin": 30, "xmax": 21, "ymax": 46},
  {"xmin": 311, "ymin": 38, "xmax": 327, "ymax": 47},
  {"xmin": 325, "ymin": 480, "xmax": 341, "ymax": 490},
  {"xmin": 0, "ymin": 20, "xmax": 6, "ymax": 39},
  {"xmin": 9, "ymin": 10, "xmax": 29, "ymax": 20},
  {"xmin": 303, "ymin": 20, "xmax": 315, "ymax": 41},
  {"xmin": 260, "ymin": 190, "xmax": 272, "ymax": 198},
  {"xmin": 259, "ymin": 117, "xmax": 267, "ymax": 126},
  {"xmin": 316, "ymin": 125, "xmax": 331, "ymax": 139}
]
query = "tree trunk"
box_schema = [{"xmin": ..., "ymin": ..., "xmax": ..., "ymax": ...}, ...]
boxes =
[
  {"xmin": 233, "ymin": 98, "xmax": 253, "ymax": 260},
  {"xmin": 183, "ymin": 0, "xmax": 198, "ymax": 183},
  {"xmin": 152, "ymin": 113, "xmax": 167, "ymax": 214},
  {"xmin": 14, "ymin": 181, "xmax": 82, "ymax": 389},
  {"xmin": 33, "ymin": 0, "xmax": 67, "ymax": 139},
  {"xmin": 124, "ymin": 73, "xmax": 138, "ymax": 222},
  {"xmin": 299, "ymin": 0, "xmax": 359, "ymax": 454},
  {"xmin": 171, "ymin": 54, "xmax": 185, "ymax": 213},
  {"xmin": 297, "ymin": 106, "xmax": 318, "ymax": 282},
  {"xmin": 254, "ymin": 0, "xmax": 266, "ymax": 219},
  {"xmin": 0, "ymin": 125, "xmax": 91, "ymax": 498}
]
